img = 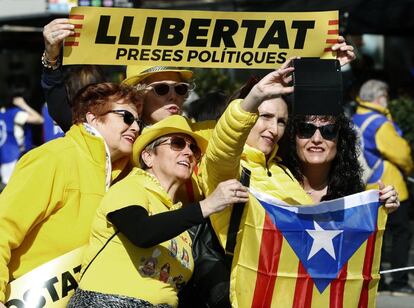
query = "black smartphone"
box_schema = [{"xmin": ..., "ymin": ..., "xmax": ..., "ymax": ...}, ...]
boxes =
[{"xmin": 291, "ymin": 58, "xmax": 342, "ymax": 115}]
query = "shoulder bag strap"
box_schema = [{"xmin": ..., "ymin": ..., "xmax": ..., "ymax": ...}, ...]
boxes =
[
  {"xmin": 225, "ymin": 167, "xmax": 251, "ymax": 267},
  {"xmin": 80, "ymin": 230, "xmax": 119, "ymax": 280}
]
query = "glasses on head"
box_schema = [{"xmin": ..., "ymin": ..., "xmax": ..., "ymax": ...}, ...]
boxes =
[
  {"xmin": 156, "ymin": 136, "xmax": 202, "ymax": 161},
  {"xmin": 147, "ymin": 82, "xmax": 191, "ymax": 97},
  {"xmin": 296, "ymin": 122, "xmax": 338, "ymax": 141},
  {"xmin": 105, "ymin": 109, "xmax": 144, "ymax": 130}
]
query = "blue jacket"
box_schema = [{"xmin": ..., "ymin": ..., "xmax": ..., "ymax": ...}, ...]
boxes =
[
  {"xmin": 353, "ymin": 101, "xmax": 413, "ymax": 200},
  {"xmin": 0, "ymin": 107, "xmax": 31, "ymax": 164}
]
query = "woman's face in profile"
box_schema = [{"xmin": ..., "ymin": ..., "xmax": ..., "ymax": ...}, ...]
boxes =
[
  {"xmin": 90, "ymin": 101, "xmax": 141, "ymax": 162},
  {"xmin": 295, "ymin": 117, "xmax": 338, "ymax": 167},
  {"xmin": 246, "ymin": 98, "xmax": 288, "ymax": 157}
]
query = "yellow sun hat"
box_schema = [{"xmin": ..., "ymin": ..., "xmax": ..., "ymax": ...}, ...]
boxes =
[
  {"xmin": 122, "ymin": 66, "xmax": 193, "ymax": 86},
  {"xmin": 132, "ymin": 115, "xmax": 207, "ymax": 167}
]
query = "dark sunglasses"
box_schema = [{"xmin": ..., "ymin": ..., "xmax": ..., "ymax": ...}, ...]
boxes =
[
  {"xmin": 157, "ymin": 136, "xmax": 202, "ymax": 161},
  {"xmin": 296, "ymin": 122, "xmax": 338, "ymax": 140},
  {"xmin": 148, "ymin": 82, "xmax": 190, "ymax": 96},
  {"xmin": 105, "ymin": 110, "xmax": 144, "ymax": 130}
]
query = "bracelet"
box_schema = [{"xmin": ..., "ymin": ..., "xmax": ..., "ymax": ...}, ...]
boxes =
[{"xmin": 41, "ymin": 51, "xmax": 61, "ymax": 70}]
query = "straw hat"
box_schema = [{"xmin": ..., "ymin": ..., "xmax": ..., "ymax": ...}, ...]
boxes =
[
  {"xmin": 132, "ymin": 115, "xmax": 207, "ymax": 167},
  {"xmin": 123, "ymin": 66, "xmax": 193, "ymax": 86}
]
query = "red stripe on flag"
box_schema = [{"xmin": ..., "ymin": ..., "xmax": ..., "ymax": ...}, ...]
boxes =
[
  {"xmin": 69, "ymin": 33, "xmax": 80, "ymax": 37},
  {"xmin": 328, "ymin": 29, "xmax": 339, "ymax": 35},
  {"xmin": 328, "ymin": 20, "xmax": 339, "ymax": 25},
  {"xmin": 64, "ymin": 42, "xmax": 79, "ymax": 47},
  {"xmin": 69, "ymin": 14, "xmax": 84, "ymax": 20},
  {"xmin": 324, "ymin": 47, "xmax": 332, "ymax": 52},
  {"xmin": 358, "ymin": 231, "xmax": 377, "ymax": 308},
  {"xmin": 330, "ymin": 263, "xmax": 348, "ymax": 308},
  {"xmin": 251, "ymin": 214, "xmax": 283, "ymax": 308},
  {"xmin": 326, "ymin": 39, "xmax": 338, "ymax": 44},
  {"xmin": 292, "ymin": 262, "xmax": 313, "ymax": 308},
  {"xmin": 74, "ymin": 24, "xmax": 83, "ymax": 29}
]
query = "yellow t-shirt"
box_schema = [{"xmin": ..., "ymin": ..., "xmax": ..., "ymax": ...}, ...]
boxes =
[{"xmin": 79, "ymin": 168, "xmax": 194, "ymax": 307}]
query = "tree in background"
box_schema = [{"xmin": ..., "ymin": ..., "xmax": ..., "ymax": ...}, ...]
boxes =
[{"xmin": 389, "ymin": 95, "xmax": 414, "ymax": 215}]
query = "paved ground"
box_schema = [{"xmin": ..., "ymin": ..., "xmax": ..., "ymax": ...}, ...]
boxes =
[
  {"xmin": 376, "ymin": 293, "xmax": 414, "ymax": 308},
  {"xmin": 376, "ymin": 220, "xmax": 414, "ymax": 307}
]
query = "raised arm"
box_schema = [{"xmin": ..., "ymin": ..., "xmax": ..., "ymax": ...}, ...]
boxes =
[
  {"xmin": 108, "ymin": 179, "xmax": 248, "ymax": 248},
  {"xmin": 241, "ymin": 65, "xmax": 294, "ymax": 112},
  {"xmin": 12, "ymin": 97, "xmax": 44, "ymax": 124},
  {"xmin": 41, "ymin": 19, "xmax": 75, "ymax": 131},
  {"xmin": 199, "ymin": 63, "xmax": 294, "ymax": 195}
]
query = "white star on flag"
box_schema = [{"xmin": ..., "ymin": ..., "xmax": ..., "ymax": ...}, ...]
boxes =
[{"xmin": 306, "ymin": 221, "xmax": 343, "ymax": 260}]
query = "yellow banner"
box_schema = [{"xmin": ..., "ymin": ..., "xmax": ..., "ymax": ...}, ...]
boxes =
[
  {"xmin": 63, "ymin": 7, "xmax": 339, "ymax": 68},
  {"xmin": 5, "ymin": 246, "xmax": 86, "ymax": 307}
]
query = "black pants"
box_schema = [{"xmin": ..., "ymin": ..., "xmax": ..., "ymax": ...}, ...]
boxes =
[{"xmin": 381, "ymin": 199, "xmax": 413, "ymax": 287}]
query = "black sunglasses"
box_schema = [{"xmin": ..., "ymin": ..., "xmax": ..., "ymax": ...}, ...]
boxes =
[
  {"xmin": 296, "ymin": 122, "xmax": 338, "ymax": 140},
  {"xmin": 157, "ymin": 136, "xmax": 202, "ymax": 161},
  {"xmin": 105, "ymin": 110, "xmax": 144, "ymax": 130},
  {"xmin": 147, "ymin": 82, "xmax": 190, "ymax": 96}
]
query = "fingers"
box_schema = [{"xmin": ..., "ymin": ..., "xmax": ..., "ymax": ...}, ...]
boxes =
[
  {"xmin": 384, "ymin": 198, "xmax": 400, "ymax": 213},
  {"xmin": 332, "ymin": 42, "xmax": 354, "ymax": 52},
  {"xmin": 337, "ymin": 36, "xmax": 345, "ymax": 43},
  {"xmin": 261, "ymin": 66, "xmax": 294, "ymax": 84},
  {"xmin": 379, "ymin": 184, "xmax": 395, "ymax": 200},
  {"xmin": 277, "ymin": 66, "xmax": 295, "ymax": 76},
  {"xmin": 43, "ymin": 19, "xmax": 76, "ymax": 62},
  {"xmin": 219, "ymin": 179, "xmax": 249, "ymax": 202},
  {"xmin": 379, "ymin": 185, "xmax": 400, "ymax": 213},
  {"xmin": 280, "ymin": 56, "xmax": 299, "ymax": 70},
  {"xmin": 200, "ymin": 179, "xmax": 250, "ymax": 217},
  {"xmin": 44, "ymin": 18, "xmax": 75, "ymax": 31},
  {"xmin": 262, "ymin": 67, "xmax": 295, "ymax": 94},
  {"xmin": 377, "ymin": 180, "xmax": 385, "ymax": 190},
  {"xmin": 43, "ymin": 18, "xmax": 75, "ymax": 50},
  {"xmin": 330, "ymin": 36, "xmax": 356, "ymax": 66}
]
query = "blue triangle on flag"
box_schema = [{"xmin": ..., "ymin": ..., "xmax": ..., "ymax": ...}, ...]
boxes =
[{"xmin": 258, "ymin": 197, "xmax": 380, "ymax": 293}]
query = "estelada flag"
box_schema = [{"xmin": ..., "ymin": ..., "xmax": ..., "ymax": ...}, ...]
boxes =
[{"xmin": 230, "ymin": 189, "xmax": 386, "ymax": 308}]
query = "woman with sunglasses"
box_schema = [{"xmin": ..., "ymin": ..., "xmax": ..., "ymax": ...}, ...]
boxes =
[
  {"xmin": 196, "ymin": 57, "xmax": 400, "ymax": 307},
  {"xmin": 283, "ymin": 113, "xmax": 400, "ymax": 206},
  {"xmin": 123, "ymin": 67, "xmax": 194, "ymax": 126},
  {"xmin": 0, "ymin": 83, "xmax": 142, "ymax": 306},
  {"xmin": 68, "ymin": 115, "xmax": 248, "ymax": 307}
]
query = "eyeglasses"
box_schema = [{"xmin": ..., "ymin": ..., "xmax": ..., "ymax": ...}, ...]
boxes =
[
  {"xmin": 105, "ymin": 110, "xmax": 144, "ymax": 130},
  {"xmin": 147, "ymin": 82, "xmax": 191, "ymax": 97},
  {"xmin": 296, "ymin": 122, "xmax": 338, "ymax": 140},
  {"xmin": 156, "ymin": 136, "xmax": 202, "ymax": 161}
]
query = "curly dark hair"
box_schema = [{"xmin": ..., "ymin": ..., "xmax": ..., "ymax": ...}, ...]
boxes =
[{"xmin": 282, "ymin": 113, "xmax": 364, "ymax": 201}]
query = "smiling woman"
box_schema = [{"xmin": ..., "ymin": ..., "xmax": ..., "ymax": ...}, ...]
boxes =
[
  {"xmin": 68, "ymin": 115, "xmax": 248, "ymax": 307},
  {"xmin": 284, "ymin": 113, "xmax": 363, "ymax": 203},
  {"xmin": 0, "ymin": 82, "xmax": 143, "ymax": 305}
]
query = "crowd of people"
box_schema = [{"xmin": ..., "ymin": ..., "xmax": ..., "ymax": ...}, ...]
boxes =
[{"xmin": 0, "ymin": 16, "xmax": 412, "ymax": 308}]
